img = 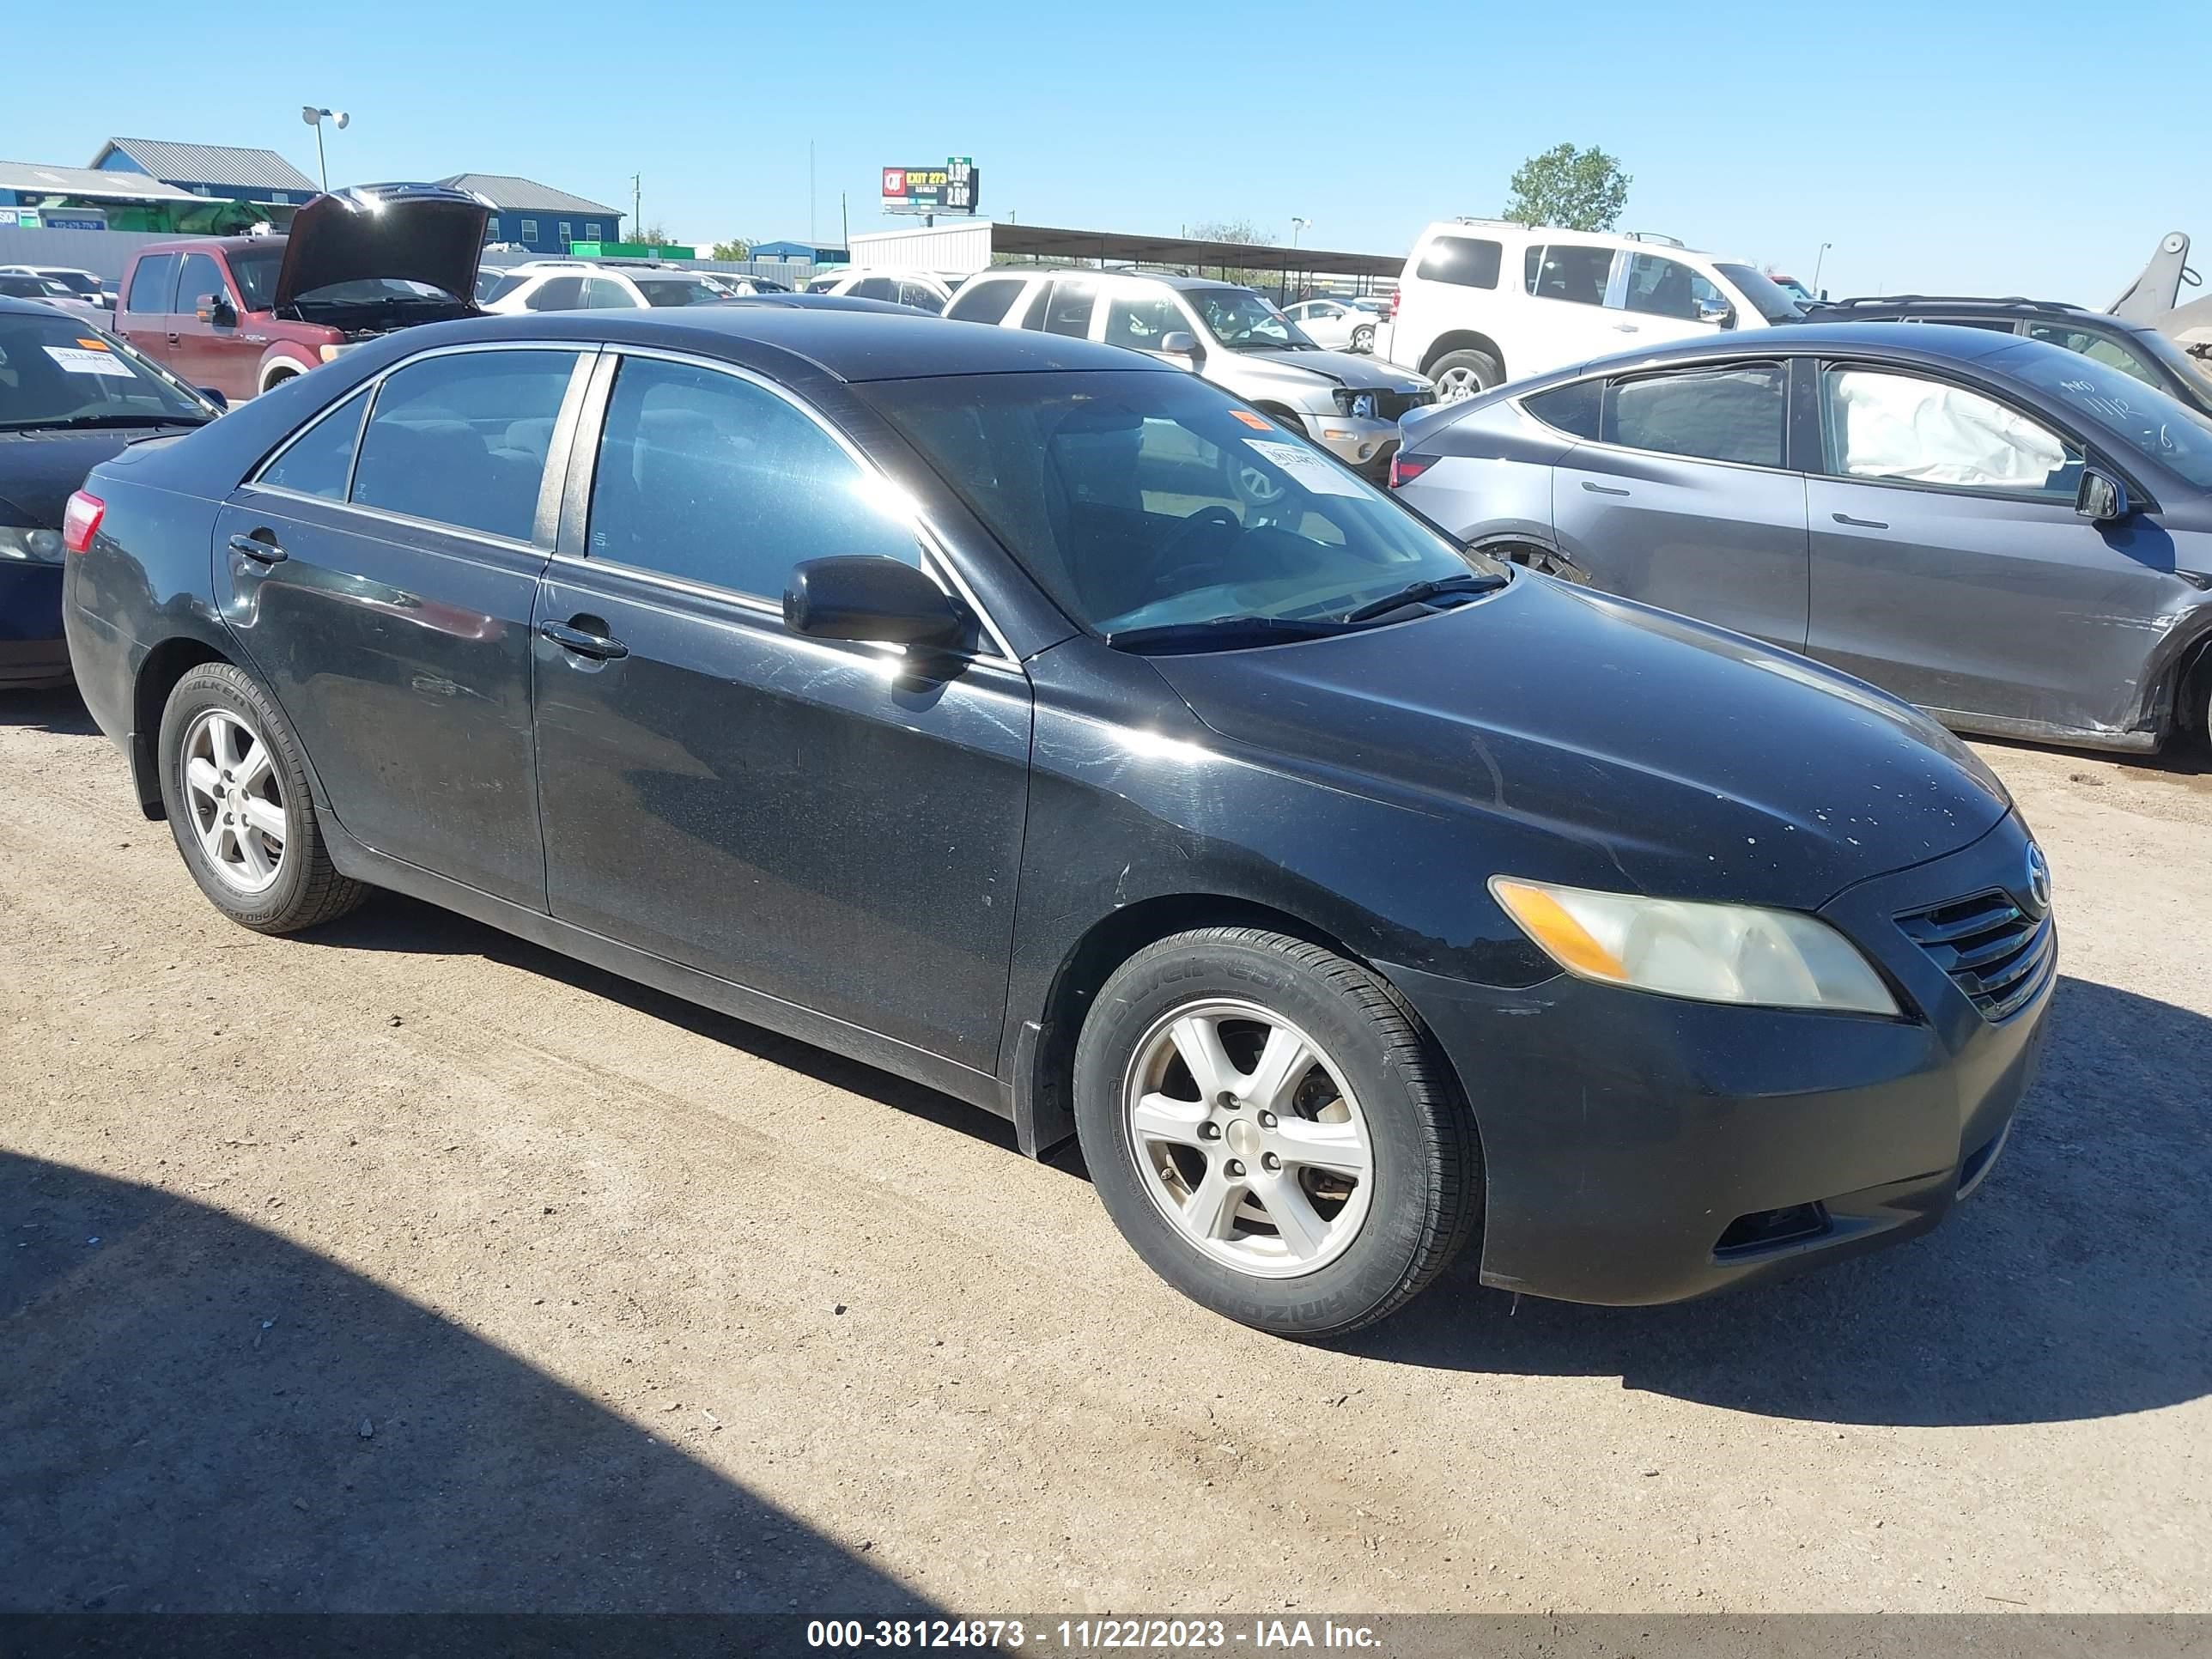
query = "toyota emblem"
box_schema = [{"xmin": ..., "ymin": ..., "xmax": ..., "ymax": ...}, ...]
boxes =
[{"xmin": 2024, "ymin": 842, "xmax": 2051, "ymax": 915}]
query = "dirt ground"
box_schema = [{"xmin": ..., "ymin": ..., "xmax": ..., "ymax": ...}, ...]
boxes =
[{"xmin": 3, "ymin": 686, "xmax": 2207, "ymax": 1617}]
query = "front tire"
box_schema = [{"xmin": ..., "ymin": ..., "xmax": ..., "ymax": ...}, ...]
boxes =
[
  {"xmin": 1351, "ymin": 324, "xmax": 1376, "ymax": 354},
  {"xmin": 157, "ymin": 663, "xmax": 366, "ymax": 933},
  {"xmin": 1429, "ymin": 348, "xmax": 1502, "ymax": 401},
  {"xmin": 1073, "ymin": 927, "xmax": 1481, "ymax": 1339}
]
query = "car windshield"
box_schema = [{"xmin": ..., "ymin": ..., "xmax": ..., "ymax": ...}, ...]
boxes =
[
  {"xmin": 1188, "ymin": 288, "xmax": 1316, "ymax": 350},
  {"xmin": 0, "ymin": 311, "xmax": 215, "ymax": 429},
  {"xmin": 633, "ymin": 277, "xmax": 728, "ymax": 307},
  {"xmin": 1712, "ymin": 264, "xmax": 1807, "ymax": 325},
  {"xmin": 40, "ymin": 271, "xmax": 103, "ymax": 297},
  {"xmin": 864, "ymin": 369, "xmax": 1504, "ymax": 645},
  {"xmin": 1991, "ymin": 340, "xmax": 2212, "ymax": 489}
]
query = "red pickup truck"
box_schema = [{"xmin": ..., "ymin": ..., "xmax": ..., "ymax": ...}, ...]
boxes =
[{"xmin": 112, "ymin": 182, "xmax": 488, "ymax": 402}]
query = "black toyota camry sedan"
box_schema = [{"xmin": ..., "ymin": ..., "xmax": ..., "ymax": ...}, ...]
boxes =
[{"xmin": 63, "ymin": 308, "xmax": 2054, "ymax": 1338}]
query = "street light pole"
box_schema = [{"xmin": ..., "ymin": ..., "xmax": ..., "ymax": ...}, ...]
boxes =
[
  {"xmin": 1291, "ymin": 216, "xmax": 1310, "ymax": 247},
  {"xmin": 1813, "ymin": 240, "xmax": 1833, "ymax": 296},
  {"xmin": 300, "ymin": 107, "xmax": 349, "ymax": 191}
]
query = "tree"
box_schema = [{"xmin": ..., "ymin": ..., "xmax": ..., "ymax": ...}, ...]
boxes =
[
  {"xmin": 1187, "ymin": 218, "xmax": 1280, "ymax": 291},
  {"xmin": 633, "ymin": 222, "xmax": 672, "ymax": 247},
  {"xmin": 1504, "ymin": 144, "xmax": 1631, "ymax": 232},
  {"xmin": 709, "ymin": 238, "xmax": 750, "ymax": 261}
]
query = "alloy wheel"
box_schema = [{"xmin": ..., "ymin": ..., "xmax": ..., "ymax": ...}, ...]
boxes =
[
  {"xmin": 1122, "ymin": 999, "xmax": 1374, "ymax": 1279},
  {"xmin": 1434, "ymin": 366, "xmax": 1484, "ymax": 401},
  {"xmin": 180, "ymin": 708, "xmax": 288, "ymax": 895}
]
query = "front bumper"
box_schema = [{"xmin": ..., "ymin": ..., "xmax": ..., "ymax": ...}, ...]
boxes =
[
  {"xmin": 1382, "ymin": 813, "xmax": 2054, "ymax": 1305},
  {"xmin": 1296, "ymin": 412, "xmax": 1401, "ymax": 477}
]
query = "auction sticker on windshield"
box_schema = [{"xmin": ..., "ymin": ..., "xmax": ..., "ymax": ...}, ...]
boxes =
[
  {"xmin": 46, "ymin": 346, "xmax": 136, "ymax": 378},
  {"xmin": 1243, "ymin": 437, "xmax": 1365, "ymax": 496}
]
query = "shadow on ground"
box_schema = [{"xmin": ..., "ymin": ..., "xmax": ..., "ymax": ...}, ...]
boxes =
[
  {"xmin": 307, "ymin": 890, "xmax": 1023, "ymax": 1157},
  {"xmin": 1353, "ymin": 975, "xmax": 2212, "ymax": 1427},
  {"xmin": 302, "ymin": 884, "xmax": 2212, "ymax": 1431},
  {"xmin": 0, "ymin": 684, "xmax": 99, "ymax": 738},
  {"xmin": 0, "ymin": 1151, "xmax": 934, "ymax": 1614}
]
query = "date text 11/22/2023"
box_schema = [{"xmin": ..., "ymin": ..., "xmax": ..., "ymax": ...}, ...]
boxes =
[{"xmin": 804, "ymin": 1619, "xmax": 1382, "ymax": 1650}]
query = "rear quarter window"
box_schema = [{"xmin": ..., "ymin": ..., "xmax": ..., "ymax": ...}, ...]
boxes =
[
  {"xmin": 1522, "ymin": 379, "xmax": 1602, "ymax": 440},
  {"xmin": 1415, "ymin": 236, "xmax": 1502, "ymax": 289},
  {"xmin": 946, "ymin": 278, "xmax": 1024, "ymax": 325}
]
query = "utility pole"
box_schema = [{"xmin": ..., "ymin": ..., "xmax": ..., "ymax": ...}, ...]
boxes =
[
  {"xmin": 841, "ymin": 192, "xmax": 848, "ymax": 252},
  {"xmin": 630, "ymin": 173, "xmax": 641, "ymax": 240},
  {"xmin": 809, "ymin": 141, "xmax": 817, "ymax": 248}
]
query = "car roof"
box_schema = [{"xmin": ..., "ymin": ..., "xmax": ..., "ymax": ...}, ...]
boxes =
[
  {"xmin": 1563, "ymin": 320, "xmax": 2034, "ymax": 374},
  {"xmin": 0, "ymin": 295, "xmax": 76, "ymax": 316},
  {"xmin": 1808, "ymin": 296, "xmax": 2154, "ymax": 334},
  {"xmin": 403, "ymin": 307, "xmax": 1178, "ymax": 382},
  {"xmin": 125, "ymin": 236, "xmax": 276, "ymax": 257}
]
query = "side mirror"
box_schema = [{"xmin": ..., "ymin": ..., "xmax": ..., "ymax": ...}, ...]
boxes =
[
  {"xmin": 1158, "ymin": 330, "xmax": 1204, "ymax": 366},
  {"xmin": 196, "ymin": 387, "xmax": 228, "ymax": 410},
  {"xmin": 784, "ymin": 555, "xmax": 970, "ymax": 648},
  {"xmin": 195, "ymin": 295, "xmax": 237, "ymax": 326},
  {"xmin": 1695, "ymin": 298, "xmax": 1735, "ymax": 329},
  {"xmin": 2075, "ymin": 467, "xmax": 2132, "ymax": 524}
]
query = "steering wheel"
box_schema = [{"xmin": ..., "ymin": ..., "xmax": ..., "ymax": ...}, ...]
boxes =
[{"xmin": 1149, "ymin": 506, "xmax": 1244, "ymax": 592}]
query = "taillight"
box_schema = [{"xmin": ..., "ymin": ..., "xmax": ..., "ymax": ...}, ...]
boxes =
[
  {"xmin": 1388, "ymin": 452, "xmax": 1434, "ymax": 489},
  {"xmin": 1387, "ymin": 289, "xmax": 1400, "ymax": 319},
  {"xmin": 62, "ymin": 490, "xmax": 105, "ymax": 555}
]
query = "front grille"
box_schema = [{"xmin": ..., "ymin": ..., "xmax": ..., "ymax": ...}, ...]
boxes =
[{"xmin": 1896, "ymin": 890, "xmax": 2054, "ymax": 1021}]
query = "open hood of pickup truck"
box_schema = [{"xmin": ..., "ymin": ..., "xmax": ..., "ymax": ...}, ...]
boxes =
[{"xmin": 275, "ymin": 182, "xmax": 494, "ymax": 309}]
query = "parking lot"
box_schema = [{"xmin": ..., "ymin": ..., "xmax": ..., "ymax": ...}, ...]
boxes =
[{"xmin": 3, "ymin": 686, "xmax": 2206, "ymax": 1615}]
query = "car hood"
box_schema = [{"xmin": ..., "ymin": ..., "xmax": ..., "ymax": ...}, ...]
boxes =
[
  {"xmin": 1146, "ymin": 575, "xmax": 2010, "ymax": 911},
  {"xmin": 0, "ymin": 427, "xmax": 168, "ymax": 526},
  {"xmin": 1235, "ymin": 346, "xmax": 1428, "ymax": 391},
  {"xmin": 276, "ymin": 182, "xmax": 494, "ymax": 308}
]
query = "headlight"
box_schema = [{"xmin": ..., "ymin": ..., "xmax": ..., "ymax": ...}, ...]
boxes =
[
  {"xmin": 1333, "ymin": 389, "xmax": 1381, "ymax": 419},
  {"xmin": 0, "ymin": 526, "xmax": 65, "ymax": 563},
  {"xmin": 1490, "ymin": 876, "xmax": 1899, "ymax": 1016}
]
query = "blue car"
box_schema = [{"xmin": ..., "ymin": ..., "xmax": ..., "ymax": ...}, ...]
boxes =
[{"xmin": 1, "ymin": 298, "xmax": 220, "ymax": 687}]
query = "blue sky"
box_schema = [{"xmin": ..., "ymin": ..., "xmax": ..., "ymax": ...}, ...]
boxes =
[{"xmin": 7, "ymin": 0, "xmax": 2207, "ymax": 303}]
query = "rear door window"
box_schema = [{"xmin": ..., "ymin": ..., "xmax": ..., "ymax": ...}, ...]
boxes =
[
  {"xmin": 525, "ymin": 276, "xmax": 586, "ymax": 311},
  {"xmin": 851, "ymin": 276, "xmax": 899, "ymax": 301},
  {"xmin": 586, "ymin": 356, "xmax": 919, "ymax": 597},
  {"xmin": 896, "ymin": 281, "xmax": 945, "ymax": 314},
  {"xmin": 1609, "ymin": 363, "xmax": 1787, "ymax": 466},
  {"xmin": 1042, "ymin": 280, "xmax": 1097, "ymax": 338},
  {"xmin": 582, "ymin": 277, "xmax": 636, "ymax": 309},
  {"xmin": 349, "ymin": 349, "xmax": 580, "ymax": 541},
  {"xmin": 1525, "ymin": 245, "xmax": 1613, "ymax": 307},
  {"xmin": 946, "ymin": 277, "xmax": 1024, "ymax": 325},
  {"xmin": 1416, "ymin": 236, "xmax": 1502, "ymax": 289},
  {"xmin": 125, "ymin": 254, "xmax": 179, "ymax": 314}
]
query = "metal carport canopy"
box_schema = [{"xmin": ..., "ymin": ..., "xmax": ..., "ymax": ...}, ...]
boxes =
[{"xmin": 988, "ymin": 222, "xmax": 1402, "ymax": 280}]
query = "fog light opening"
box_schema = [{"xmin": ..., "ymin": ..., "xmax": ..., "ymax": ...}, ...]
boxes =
[{"xmin": 1714, "ymin": 1202, "xmax": 1829, "ymax": 1256}]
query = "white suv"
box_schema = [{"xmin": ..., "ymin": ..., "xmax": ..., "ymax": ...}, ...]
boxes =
[
  {"xmin": 481, "ymin": 261, "xmax": 735, "ymax": 313},
  {"xmin": 1381, "ymin": 222, "xmax": 1806, "ymax": 398},
  {"xmin": 803, "ymin": 268, "xmax": 956, "ymax": 313}
]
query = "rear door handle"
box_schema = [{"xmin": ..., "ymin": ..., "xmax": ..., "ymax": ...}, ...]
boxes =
[
  {"xmin": 1581, "ymin": 481, "xmax": 1632, "ymax": 496},
  {"xmin": 1832, "ymin": 512, "xmax": 1889, "ymax": 529},
  {"xmin": 539, "ymin": 619, "xmax": 629, "ymax": 660},
  {"xmin": 228, "ymin": 532, "xmax": 286, "ymax": 565}
]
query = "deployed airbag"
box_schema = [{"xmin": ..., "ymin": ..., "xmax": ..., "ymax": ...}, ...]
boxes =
[{"xmin": 1830, "ymin": 368, "xmax": 2068, "ymax": 490}]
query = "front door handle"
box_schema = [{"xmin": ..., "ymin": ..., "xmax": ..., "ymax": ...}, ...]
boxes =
[
  {"xmin": 1613, "ymin": 323, "xmax": 1639, "ymax": 333},
  {"xmin": 539, "ymin": 619, "xmax": 629, "ymax": 660},
  {"xmin": 228, "ymin": 532, "xmax": 286, "ymax": 565},
  {"xmin": 1582, "ymin": 481, "xmax": 1632, "ymax": 496},
  {"xmin": 1832, "ymin": 512, "xmax": 1889, "ymax": 529}
]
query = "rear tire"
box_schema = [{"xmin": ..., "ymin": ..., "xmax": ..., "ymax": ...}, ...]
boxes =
[
  {"xmin": 1073, "ymin": 927, "xmax": 1481, "ymax": 1339},
  {"xmin": 1429, "ymin": 349, "xmax": 1502, "ymax": 401},
  {"xmin": 1351, "ymin": 324, "xmax": 1376, "ymax": 354},
  {"xmin": 157, "ymin": 663, "xmax": 366, "ymax": 934}
]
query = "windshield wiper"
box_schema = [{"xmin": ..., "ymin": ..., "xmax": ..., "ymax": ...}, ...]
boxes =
[
  {"xmin": 1339, "ymin": 571, "xmax": 1504, "ymax": 623},
  {"xmin": 0, "ymin": 412, "xmax": 210, "ymax": 433},
  {"xmin": 1105, "ymin": 614, "xmax": 1354, "ymax": 653}
]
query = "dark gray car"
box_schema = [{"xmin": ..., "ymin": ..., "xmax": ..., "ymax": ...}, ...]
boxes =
[{"xmin": 1390, "ymin": 322, "xmax": 2212, "ymax": 753}]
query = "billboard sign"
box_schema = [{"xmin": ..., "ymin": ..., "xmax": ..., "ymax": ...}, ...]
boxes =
[{"xmin": 880, "ymin": 157, "xmax": 979, "ymax": 216}]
